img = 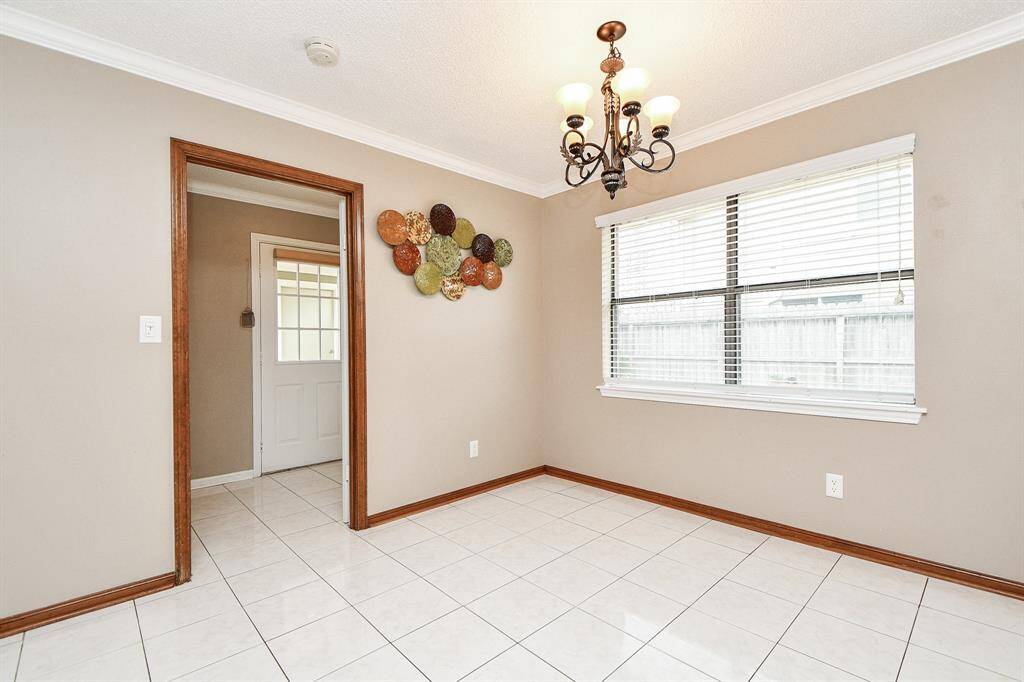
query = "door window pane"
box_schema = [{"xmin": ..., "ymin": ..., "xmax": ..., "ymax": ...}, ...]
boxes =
[
  {"xmin": 299, "ymin": 330, "xmax": 320, "ymax": 361},
  {"xmin": 320, "ymin": 330, "xmax": 341, "ymax": 360},
  {"xmin": 275, "ymin": 259, "xmax": 344, "ymax": 362},
  {"xmin": 278, "ymin": 330, "xmax": 299, "ymax": 362}
]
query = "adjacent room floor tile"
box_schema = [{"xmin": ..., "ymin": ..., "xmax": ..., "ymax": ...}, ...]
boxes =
[
  {"xmin": 267, "ymin": 607, "xmax": 386, "ymax": 682},
  {"xmin": 523, "ymin": 609, "xmax": 642, "ymax": 682},
  {"xmin": 527, "ymin": 518, "xmax": 601, "ymax": 553},
  {"xmin": 624, "ymin": 555, "xmax": 720, "ymax": 605},
  {"xmin": 425, "ymin": 555, "xmax": 516, "ymax": 604},
  {"xmin": 279, "ymin": 522, "xmax": 356, "ymax": 555},
  {"xmin": 752, "ymin": 645, "xmax": 861, "ymax": 682},
  {"xmin": 608, "ymin": 518, "xmax": 686, "ymax": 553},
  {"xmin": 262, "ymin": 507, "xmax": 334, "ymax": 536},
  {"xmin": 525, "ymin": 555, "xmax": 617, "ymax": 605},
  {"xmin": 829, "ymin": 555, "xmax": 926, "ymax": 604},
  {"xmin": 909, "ymin": 606, "xmax": 1023, "ymax": 680},
  {"xmin": 176, "ymin": 644, "xmax": 286, "ymax": 681},
  {"xmin": 320, "ymin": 644, "xmax": 427, "ymax": 681},
  {"xmin": 395, "ymin": 608, "xmax": 514, "ymax": 682},
  {"xmin": 897, "ymin": 643, "xmax": 1013, "ymax": 682},
  {"xmin": 191, "ymin": 509, "xmax": 261, "ymax": 536},
  {"xmin": 245, "ymin": 579, "xmax": 349, "ymax": 640},
  {"xmin": 212, "ymin": 538, "xmax": 295, "ymax": 577},
  {"xmin": 197, "ymin": 521, "xmax": 277, "ymax": 554},
  {"xmin": 444, "ymin": 520, "xmax": 519, "ymax": 553},
  {"xmin": 607, "ymin": 645, "xmax": 715, "ymax": 681},
  {"xmin": 191, "ymin": 491, "xmax": 246, "ymax": 520},
  {"xmin": 691, "ymin": 521, "xmax": 768, "ymax": 553},
  {"xmin": 922, "ymin": 578, "xmax": 1024, "ymax": 634},
  {"xmin": 727, "ymin": 556, "xmax": 823, "ymax": 604},
  {"xmin": 580, "ymin": 579, "xmax": 686, "ymax": 641},
  {"xmin": 390, "ymin": 536, "xmax": 473, "ymax": 575},
  {"xmin": 355, "ymin": 579, "xmax": 459, "ymax": 640},
  {"xmin": 692, "ymin": 579, "xmax": 801, "ymax": 641},
  {"xmin": 651, "ymin": 609, "xmax": 774, "ymax": 682},
  {"xmin": 298, "ymin": 536, "xmax": 384, "ymax": 576},
  {"xmin": 468, "ymin": 579, "xmax": 572, "ymax": 641},
  {"xmin": 809, "ymin": 577, "xmax": 919, "ymax": 640},
  {"xmin": 324, "ymin": 555, "xmax": 418, "ymax": 604},
  {"xmin": 144, "ymin": 607, "xmax": 262, "ymax": 682},
  {"xmin": 481, "ymin": 535, "xmax": 563, "ymax": 576},
  {"xmin": 661, "ymin": 535, "xmax": 748, "ymax": 578},
  {"xmin": 781, "ymin": 608, "xmax": 906, "ymax": 682}
]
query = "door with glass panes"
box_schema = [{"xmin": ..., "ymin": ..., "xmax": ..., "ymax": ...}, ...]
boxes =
[{"xmin": 259, "ymin": 243, "xmax": 343, "ymax": 473}]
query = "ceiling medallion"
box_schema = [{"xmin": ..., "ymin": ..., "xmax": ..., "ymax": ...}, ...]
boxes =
[{"xmin": 557, "ymin": 21, "xmax": 680, "ymax": 199}]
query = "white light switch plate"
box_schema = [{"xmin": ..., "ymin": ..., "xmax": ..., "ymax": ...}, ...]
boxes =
[
  {"xmin": 139, "ymin": 315, "xmax": 162, "ymax": 343},
  {"xmin": 469, "ymin": 440, "xmax": 479, "ymax": 458}
]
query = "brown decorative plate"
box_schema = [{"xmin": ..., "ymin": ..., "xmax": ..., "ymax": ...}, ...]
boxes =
[
  {"xmin": 441, "ymin": 275, "xmax": 465, "ymax": 301},
  {"xmin": 377, "ymin": 209, "xmax": 409, "ymax": 245},
  {"xmin": 430, "ymin": 204, "xmax": 456, "ymax": 236},
  {"xmin": 482, "ymin": 261, "xmax": 503, "ymax": 290},
  {"xmin": 392, "ymin": 241, "xmax": 421, "ymax": 275},
  {"xmin": 425, "ymin": 234, "xmax": 461, "ymax": 276},
  {"xmin": 453, "ymin": 217, "xmax": 476, "ymax": 249},
  {"xmin": 413, "ymin": 262, "xmax": 442, "ymax": 295},
  {"xmin": 405, "ymin": 211, "xmax": 432, "ymax": 245},
  {"xmin": 493, "ymin": 238, "xmax": 513, "ymax": 267},
  {"xmin": 459, "ymin": 256, "xmax": 484, "ymax": 286},
  {"xmin": 472, "ymin": 233, "xmax": 495, "ymax": 263}
]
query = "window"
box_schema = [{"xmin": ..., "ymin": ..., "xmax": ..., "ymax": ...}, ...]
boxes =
[
  {"xmin": 275, "ymin": 259, "xmax": 341, "ymax": 362},
  {"xmin": 599, "ymin": 136, "xmax": 924, "ymax": 423}
]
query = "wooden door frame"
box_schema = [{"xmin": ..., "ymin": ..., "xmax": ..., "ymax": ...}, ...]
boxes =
[{"xmin": 171, "ymin": 139, "xmax": 368, "ymax": 584}]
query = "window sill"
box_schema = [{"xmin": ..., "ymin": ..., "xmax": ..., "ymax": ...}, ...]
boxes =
[{"xmin": 596, "ymin": 384, "xmax": 927, "ymax": 424}]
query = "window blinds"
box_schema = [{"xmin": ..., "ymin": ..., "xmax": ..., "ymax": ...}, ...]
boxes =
[{"xmin": 601, "ymin": 150, "xmax": 915, "ymax": 404}]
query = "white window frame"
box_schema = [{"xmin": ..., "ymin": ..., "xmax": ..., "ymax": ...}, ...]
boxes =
[{"xmin": 596, "ymin": 135, "xmax": 926, "ymax": 424}]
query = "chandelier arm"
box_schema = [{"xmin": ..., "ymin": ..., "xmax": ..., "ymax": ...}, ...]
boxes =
[
  {"xmin": 564, "ymin": 142, "xmax": 608, "ymax": 187},
  {"xmin": 624, "ymin": 138, "xmax": 676, "ymax": 174}
]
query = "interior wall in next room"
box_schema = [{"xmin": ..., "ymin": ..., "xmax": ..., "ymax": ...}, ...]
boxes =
[{"xmin": 187, "ymin": 193, "xmax": 339, "ymax": 480}]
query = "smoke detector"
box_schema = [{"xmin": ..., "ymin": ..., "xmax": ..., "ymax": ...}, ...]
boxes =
[{"xmin": 304, "ymin": 37, "xmax": 339, "ymax": 67}]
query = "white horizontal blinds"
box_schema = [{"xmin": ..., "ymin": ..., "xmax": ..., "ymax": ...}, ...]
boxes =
[{"xmin": 602, "ymin": 151, "xmax": 915, "ymax": 404}]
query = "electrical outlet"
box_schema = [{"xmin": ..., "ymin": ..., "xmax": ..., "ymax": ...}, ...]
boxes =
[
  {"xmin": 826, "ymin": 473, "xmax": 844, "ymax": 499},
  {"xmin": 469, "ymin": 440, "xmax": 479, "ymax": 458}
]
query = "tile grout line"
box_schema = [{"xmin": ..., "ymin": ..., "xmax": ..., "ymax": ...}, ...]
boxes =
[
  {"xmin": 132, "ymin": 600, "xmax": 154, "ymax": 682},
  {"xmin": 894, "ymin": 577, "xmax": 926, "ymax": 681}
]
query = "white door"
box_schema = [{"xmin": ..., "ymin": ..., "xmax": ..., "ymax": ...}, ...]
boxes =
[{"xmin": 258, "ymin": 241, "xmax": 344, "ymax": 474}]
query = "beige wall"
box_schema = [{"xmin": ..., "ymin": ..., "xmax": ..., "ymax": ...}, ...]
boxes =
[
  {"xmin": 540, "ymin": 44, "xmax": 1024, "ymax": 582},
  {"xmin": 0, "ymin": 37, "xmax": 544, "ymax": 617},
  {"xmin": 187, "ymin": 194, "xmax": 340, "ymax": 480}
]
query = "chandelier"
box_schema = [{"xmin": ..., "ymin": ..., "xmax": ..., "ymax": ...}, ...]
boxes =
[{"xmin": 557, "ymin": 21, "xmax": 680, "ymax": 199}]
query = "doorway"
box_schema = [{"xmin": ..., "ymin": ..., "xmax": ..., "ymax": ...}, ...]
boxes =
[{"xmin": 171, "ymin": 139, "xmax": 368, "ymax": 586}]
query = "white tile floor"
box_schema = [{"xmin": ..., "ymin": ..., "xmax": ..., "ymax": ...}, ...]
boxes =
[{"xmin": 2, "ymin": 466, "xmax": 1022, "ymax": 681}]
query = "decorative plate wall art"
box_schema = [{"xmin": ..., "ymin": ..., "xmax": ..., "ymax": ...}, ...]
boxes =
[{"xmin": 377, "ymin": 206, "xmax": 513, "ymax": 301}]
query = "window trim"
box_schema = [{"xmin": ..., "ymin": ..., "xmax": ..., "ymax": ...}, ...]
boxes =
[{"xmin": 597, "ymin": 135, "xmax": 924, "ymax": 423}]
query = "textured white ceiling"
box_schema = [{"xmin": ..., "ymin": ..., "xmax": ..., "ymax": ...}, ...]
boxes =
[{"xmin": 4, "ymin": 1, "xmax": 1021, "ymax": 188}]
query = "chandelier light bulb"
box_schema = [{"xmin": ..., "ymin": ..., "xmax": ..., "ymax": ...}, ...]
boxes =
[
  {"xmin": 556, "ymin": 82, "xmax": 593, "ymax": 118},
  {"xmin": 643, "ymin": 95, "xmax": 680, "ymax": 134},
  {"xmin": 611, "ymin": 68, "xmax": 651, "ymax": 104},
  {"xmin": 561, "ymin": 116, "xmax": 594, "ymax": 135}
]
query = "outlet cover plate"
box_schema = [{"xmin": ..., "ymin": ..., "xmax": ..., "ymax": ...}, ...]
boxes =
[
  {"xmin": 469, "ymin": 440, "xmax": 479, "ymax": 458},
  {"xmin": 826, "ymin": 473, "xmax": 844, "ymax": 499}
]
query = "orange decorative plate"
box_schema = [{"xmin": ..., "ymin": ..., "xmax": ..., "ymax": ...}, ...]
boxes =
[
  {"xmin": 377, "ymin": 209, "xmax": 409, "ymax": 245},
  {"xmin": 392, "ymin": 241, "xmax": 421, "ymax": 275},
  {"xmin": 482, "ymin": 261, "xmax": 503, "ymax": 290},
  {"xmin": 459, "ymin": 256, "xmax": 484, "ymax": 286}
]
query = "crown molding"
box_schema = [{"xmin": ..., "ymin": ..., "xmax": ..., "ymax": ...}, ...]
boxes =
[
  {"xmin": 537, "ymin": 12, "xmax": 1023, "ymax": 198},
  {"xmin": 2, "ymin": 7, "xmax": 1020, "ymax": 201},
  {"xmin": 0, "ymin": 6, "xmax": 547, "ymax": 197},
  {"xmin": 187, "ymin": 178, "xmax": 340, "ymax": 218}
]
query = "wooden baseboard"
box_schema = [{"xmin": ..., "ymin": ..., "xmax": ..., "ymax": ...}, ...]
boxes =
[
  {"xmin": 367, "ymin": 466, "xmax": 547, "ymax": 527},
  {"xmin": 0, "ymin": 573, "xmax": 176, "ymax": 638},
  {"xmin": 545, "ymin": 466, "xmax": 1024, "ymax": 600}
]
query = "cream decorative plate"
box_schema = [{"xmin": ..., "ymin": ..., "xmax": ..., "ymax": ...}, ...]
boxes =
[
  {"xmin": 441, "ymin": 275, "xmax": 465, "ymax": 301},
  {"xmin": 405, "ymin": 211, "xmax": 432, "ymax": 245}
]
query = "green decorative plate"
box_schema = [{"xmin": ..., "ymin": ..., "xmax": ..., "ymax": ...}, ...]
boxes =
[
  {"xmin": 425, "ymin": 234, "xmax": 461, "ymax": 276},
  {"xmin": 453, "ymin": 218, "xmax": 476, "ymax": 249},
  {"xmin": 405, "ymin": 211, "xmax": 432, "ymax": 245},
  {"xmin": 413, "ymin": 262, "xmax": 442, "ymax": 295},
  {"xmin": 493, "ymin": 238, "xmax": 513, "ymax": 267},
  {"xmin": 441, "ymin": 275, "xmax": 465, "ymax": 301}
]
